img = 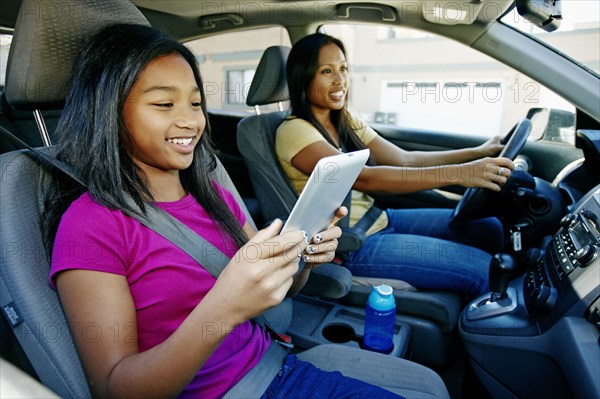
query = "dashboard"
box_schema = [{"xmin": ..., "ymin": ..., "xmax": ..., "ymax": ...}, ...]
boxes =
[
  {"xmin": 530, "ymin": 188, "xmax": 600, "ymax": 331},
  {"xmin": 460, "ymin": 183, "xmax": 600, "ymax": 398}
]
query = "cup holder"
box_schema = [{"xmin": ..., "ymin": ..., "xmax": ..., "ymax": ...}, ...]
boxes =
[{"xmin": 322, "ymin": 323, "xmax": 357, "ymax": 344}]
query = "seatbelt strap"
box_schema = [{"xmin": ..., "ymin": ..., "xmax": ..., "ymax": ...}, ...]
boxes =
[
  {"xmin": 354, "ymin": 204, "xmax": 383, "ymax": 232},
  {"xmin": 121, "ymin": 194, "xmax": 231, "ymax": 280},
  {"xmin": 223, "ymin": 341, "xmax": 288, "ymax": 398},
  {"xmin": 335, "ymin": 142, "xmax": 381, "ymax": 232},
  {"xmin": 0, "ymin": 124, "xmax": 83, "ymax": 184},
  {"xmin": 0, "ymin": 124, "xmax": 292, "ymax": 346},
  {"xmin": 338, "ymin": 190, "xmax": 352, "ymax": 228},
  {"xmin": 119, "ymin": 194, "xmax": 292, "ymax": 347}
]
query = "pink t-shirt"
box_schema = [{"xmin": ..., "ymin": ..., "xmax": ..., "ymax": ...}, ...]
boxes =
[{"xmin": 50, "ymin": 185, "xmax": 270, "ymax": 398}]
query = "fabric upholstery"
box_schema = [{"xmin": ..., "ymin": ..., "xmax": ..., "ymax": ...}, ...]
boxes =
[
  {"xmin": 1, "ymin": 149, "xmax": 91, "ymax": 398},
  {"xmin": 245, "ymin": 46, "xmax": 290, "ymax": 106},
  {"xmin": 5, "ymin": 0, "xmax": 149, "ymax": 110},
  {"xmin": 297, "ymin": 344, "xmax": 450, "ymax": 399}
]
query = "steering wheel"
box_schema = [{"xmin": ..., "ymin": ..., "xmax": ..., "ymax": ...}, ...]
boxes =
[{"xmin": 449, "ymin": 118, "xmax": 532, "ymax": 228}]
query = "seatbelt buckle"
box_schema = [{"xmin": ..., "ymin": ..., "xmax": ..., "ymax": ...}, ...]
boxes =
[{"xmin": 274, "ymin": 332, "xmax": 294, "ymax": 350}]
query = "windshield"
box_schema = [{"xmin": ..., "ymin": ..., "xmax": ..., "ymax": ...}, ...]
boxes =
[{"xmin": 501, "ymin": 0, "xmax": 600, "ymax": 74}]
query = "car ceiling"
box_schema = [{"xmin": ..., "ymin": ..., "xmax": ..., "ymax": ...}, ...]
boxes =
[{"xmin": 1, "ymin": 0, "xmax": 514, "ymax": 42}]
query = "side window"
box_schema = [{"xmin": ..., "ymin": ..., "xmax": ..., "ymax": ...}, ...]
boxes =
[
  {"xmin": 186, "ymin": 27, "xmax": 291, "ymax": 113},
  {"xmin": 321, "ymin": 24, "xmax": 581, "ymax": 143},
  {"xmin": 0, "ymin": 33, "xmax": 12, "ymax": 89}
]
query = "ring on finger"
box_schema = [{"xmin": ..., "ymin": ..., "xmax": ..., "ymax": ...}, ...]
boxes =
[{"xmin": 498, "ymin": 167, "xmax": 505, "ymax": 176}]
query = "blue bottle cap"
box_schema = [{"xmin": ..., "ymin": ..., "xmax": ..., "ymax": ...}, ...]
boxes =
[
  {"xmin": 368, "ymin": 284, "xmax": 395, "ymax": 311},
  {"xmin": 375, "ymin": 284, "xmax": 393, "ymax": 296}
]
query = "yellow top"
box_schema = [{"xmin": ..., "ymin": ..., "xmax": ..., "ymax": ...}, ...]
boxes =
[{"xmin": 275, "ymin": 114, "xmax": 388, "ymax": 235}]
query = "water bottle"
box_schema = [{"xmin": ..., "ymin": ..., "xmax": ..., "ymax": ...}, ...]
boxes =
[{"xmin": 363, "ymin": 284, "xmax": 396, "ymax": 353}]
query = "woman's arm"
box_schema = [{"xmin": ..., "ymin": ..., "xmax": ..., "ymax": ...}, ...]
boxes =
[
  {"xmin": 366, "ymin": 134, "xmax": 504, "ymax": 167},
  {"xmin": 291, "ymin": 139, "xmax": 513, "ymax": 194},
  {"xmin": 57, "ymin": 222, "xmax": 307, "ymax": 399}
]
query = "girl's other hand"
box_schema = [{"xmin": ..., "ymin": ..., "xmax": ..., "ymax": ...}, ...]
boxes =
[
  {"xmin": 304, "ymin": 206, "xmax": 347, "ymax": 268},
  {"xmin": 209, "ymin": 219, "xmax": 307, "ymax": 324}
]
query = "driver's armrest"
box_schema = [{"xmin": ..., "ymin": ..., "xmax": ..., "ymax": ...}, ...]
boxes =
[
  {"xmin": 286, "ymin": 222, "xmax": 361, "ymax": 299},
  {"xmin": 301, "ymin": 263, "xmax": 352, "ymax": 299},
  {"xmin": 337, "ymin": 226, "xmax": 367, "ymax": 252}
]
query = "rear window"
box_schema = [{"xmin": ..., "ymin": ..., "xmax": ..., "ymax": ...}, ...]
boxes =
[
  {"xmin": 186, "ymin": 27, "xmax": 291, "ymax": 113},
  {"xmin": 0, "ymin": 33, "xmax": 12, "ymax": 89}
]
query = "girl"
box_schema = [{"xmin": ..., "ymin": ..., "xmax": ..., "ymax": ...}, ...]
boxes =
[
  {"xmin": 276, "ymin": 33, "xmax": 516, "ymax": 299},
  {"xmin": 44, "ymin": 24, "xmax": 406, "ymax": 398}
]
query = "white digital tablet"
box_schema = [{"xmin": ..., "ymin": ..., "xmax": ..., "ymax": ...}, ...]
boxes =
[{"xmin": 281, "ymin": 149, "xmax": 370, "ymax": 240}]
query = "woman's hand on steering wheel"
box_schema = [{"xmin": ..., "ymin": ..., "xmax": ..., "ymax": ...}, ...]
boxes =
[
  {"xmin": 459, "ymin": 156, "xmax": 515, "ymax": 192},
  {"xmin": 475, "ymin": 135, "xmax": 505, "ymax": 157},
  {"xmin": 450, "ymin": 118, "xmax": 532, "ymax": 228}
]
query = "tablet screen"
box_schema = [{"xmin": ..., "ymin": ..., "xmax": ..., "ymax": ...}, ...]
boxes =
[{"xmin": 281, "ymin": 149, "xmax": 370, "ymax": 239}]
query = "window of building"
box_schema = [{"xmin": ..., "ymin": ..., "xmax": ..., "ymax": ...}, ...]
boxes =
[{"xmin": 225, "ymin": 69, "xmax": 255, "ymax": 104}]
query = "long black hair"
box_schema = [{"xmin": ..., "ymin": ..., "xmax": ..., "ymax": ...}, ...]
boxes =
[
  {"xmin": 43, "ymin": 24, "xmax": 248, "ymax": 257},
  {"xmin": 286, "ymin": 33, "xmax": 372, "ymax": 160}
]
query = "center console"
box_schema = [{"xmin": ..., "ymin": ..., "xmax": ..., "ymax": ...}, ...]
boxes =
[
  {"xmin": 287, "ymin": 295, "xmax": 411, "ymax": 358},
  {"xmin": 460, "ymin": 185, "xmax": 600, "ymax": 399}
]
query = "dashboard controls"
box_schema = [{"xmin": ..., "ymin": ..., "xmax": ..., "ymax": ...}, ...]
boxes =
[
  {"xmin": 524, "ymin": 256, "xmax": 558, "ymax": 312},
  {"xmin": 525, "ymin": 201, "xmax": 600, "ymax": 314},
  {"xmin": 574, "ymin": 244, "xmax": 598, "ymax": 266},
  {"xmin": 529, "ymin": 284, "xmax": 558, "ymax": 312},
  {"xmin": 559, "ymin": 213, "xmax": 576, "ymax": 228},
  {"xmin": 554, "ymin": 209, "xmax": 600, "ymax": 275}
]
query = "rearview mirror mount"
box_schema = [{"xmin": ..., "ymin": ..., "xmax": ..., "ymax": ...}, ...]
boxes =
[{"xmin": 516, "ymin": 0, "xmax": 562, "ymax": 32}]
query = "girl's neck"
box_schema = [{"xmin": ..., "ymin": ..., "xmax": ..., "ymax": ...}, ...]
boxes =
[{"xmin": 145, "ymin": 169, "xmax": 187, "ymax": 202}]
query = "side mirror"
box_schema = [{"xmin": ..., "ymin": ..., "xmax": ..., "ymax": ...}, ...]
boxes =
[
  {"xmin": 526, "ymin": 107, "xmax": 575, "ymax": 143},
  {"xmin": 516, "ymin": 0, "xmax": 562, "ymax": 32}
]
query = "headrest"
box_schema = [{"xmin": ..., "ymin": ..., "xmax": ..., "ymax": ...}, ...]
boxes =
[
  {"xmin": 245, "ymin": 45, "xmax": 290, "ymax": 107},
  {"xmin": 5, "ymin": 0, "xmax": 150, "ymax": 110}
]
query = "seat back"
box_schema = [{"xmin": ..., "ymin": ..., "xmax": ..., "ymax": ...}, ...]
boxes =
[
  {"xmin": 1, "ymin": 149, "xmax": 90, "ymax": 398},
  {"xmin": 237, "ymin": 46, "xmax": 366, "ymax": 250},
  {"xmin": 237, "ymin": 46, "xmax": 296, "ymax": 223},
  {"xmin": 237, "ymin": 110, "xmax": 296, "ymax": 222}
]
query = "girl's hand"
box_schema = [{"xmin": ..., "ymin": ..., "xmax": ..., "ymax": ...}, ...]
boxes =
[
  {"xmin": 208, "ymin": 219, "xmax": 307, "ymax": 324},
  {"xmin": 303, "ymin": 206, "xmax": 347, "ymax": 268},
  {"xmin": 458, "ymin": 157, "xmax": 515, "ymax": 192}
]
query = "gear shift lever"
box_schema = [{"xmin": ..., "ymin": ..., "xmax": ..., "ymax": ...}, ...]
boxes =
[
  {"xmin": 489, "ymin": 253, "xmax": 517, "ymax": 302},
  {"xmin": 466, "ymin": 253, "xmax": 519, "ymax": 321}
]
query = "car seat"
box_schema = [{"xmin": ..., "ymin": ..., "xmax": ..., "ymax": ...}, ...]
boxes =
[
  {"xmin": 0, "ymin": 0, "xmax": 450, "ymax": 397},
  {"xmin": 237, "ymin": 45, "xmax": 464, "ymax": 366}
]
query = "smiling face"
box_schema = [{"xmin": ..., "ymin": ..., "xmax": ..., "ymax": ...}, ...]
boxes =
[
  {"xmin": 123, "ymin": 53, "xmax": 205, "ymax": 179},
  {"xmin": 307, "ymin": 43, "xmax": 349, "ymax": 115}
]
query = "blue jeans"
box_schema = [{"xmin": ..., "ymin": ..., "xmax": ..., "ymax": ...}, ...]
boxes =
[
  {"xmin": 261, "ymin": 354, "xmax": 405, "ymax": 399},
  {"xmin": 344, "ymin": 208, "xmax": 504, "ymax": 298}
]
